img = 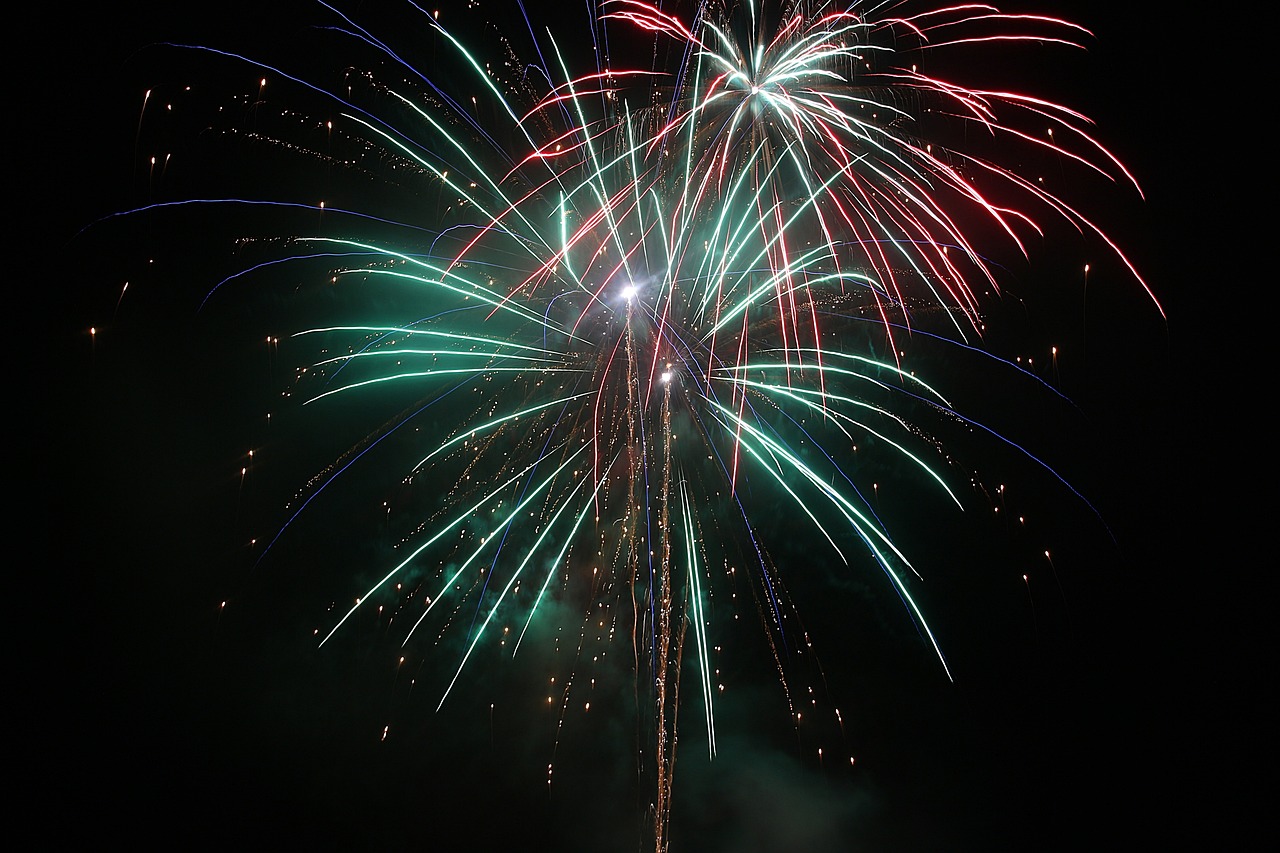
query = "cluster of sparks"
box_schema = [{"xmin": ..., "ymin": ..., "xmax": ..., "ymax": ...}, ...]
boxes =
[{"xmin": 117, "ymin": 1, "xmax": 1157, "ymax": 849}]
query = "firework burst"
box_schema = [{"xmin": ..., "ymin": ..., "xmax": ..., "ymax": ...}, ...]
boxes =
[{"xmin": 104, "ymin": 1, "xmax": 1157, "ymax": 848}]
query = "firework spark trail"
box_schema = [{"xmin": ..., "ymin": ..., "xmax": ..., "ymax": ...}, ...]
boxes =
[{"xmin": 110, "ymin": 2, "xmax": 1160, "ymax": 850}]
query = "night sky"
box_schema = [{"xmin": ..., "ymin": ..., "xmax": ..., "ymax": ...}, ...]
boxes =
[{"xmin": 38, "ymin": 2, "xmax": 1244, "ymax": 851}]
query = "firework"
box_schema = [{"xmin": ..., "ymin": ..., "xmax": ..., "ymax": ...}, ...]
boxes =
[{"xmin": 109, "ymin": 1, "xmax": 1157, "ymax": 849}]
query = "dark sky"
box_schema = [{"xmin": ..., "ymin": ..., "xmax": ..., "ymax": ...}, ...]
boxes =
[{"xmin": 39, "ymin": 2, "xmax": 1243, "ymax": 851}]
